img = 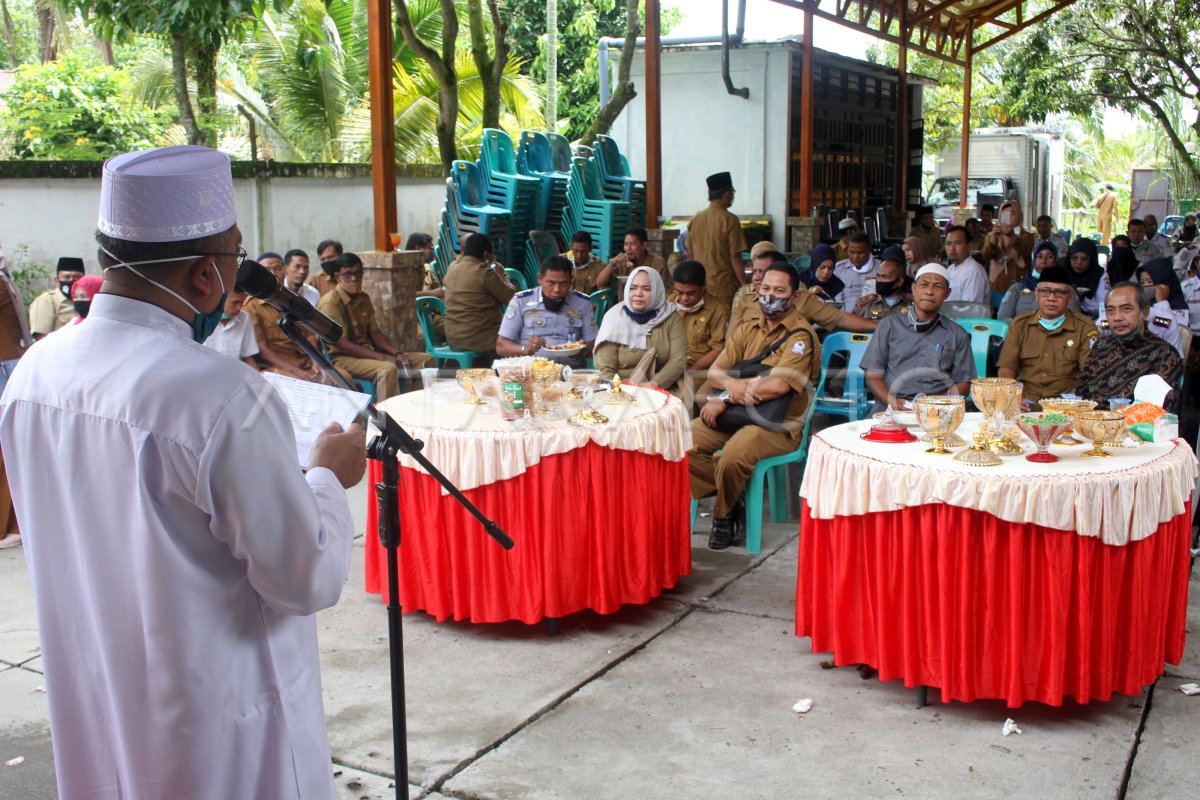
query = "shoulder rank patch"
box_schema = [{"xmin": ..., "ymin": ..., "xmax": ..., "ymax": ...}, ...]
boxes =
[
  {"xmin": 515, "ymin": 288, "xmax": 535, "ymax": 297},
  {"xmin": 791, "ymin": 339, "xmax": 808, "ymax": 356},
  {"xmin": 505, "ymin": 306, "xmax": 516, "ymax": 319},
  {"xmin": 1087, "ymin": 332, "xmax": 1099, "ymax": 348},
  {"xmin": 571, "ymin": 290, "xmax": 589, "ymax": 299},
  {"xmin": 1152, "ymin": 316, "xmax": 1172, "ymax": 328}
]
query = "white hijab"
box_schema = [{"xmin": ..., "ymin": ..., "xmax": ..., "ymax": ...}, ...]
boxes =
[{"xmin": 594, "ymin": 266, "xmax": 677, "ymax": 350}]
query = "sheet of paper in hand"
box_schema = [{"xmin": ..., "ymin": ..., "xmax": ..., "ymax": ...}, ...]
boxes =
[{"xmin": 262, "ymin": 372, "xmax": 371, "ymax": 468}]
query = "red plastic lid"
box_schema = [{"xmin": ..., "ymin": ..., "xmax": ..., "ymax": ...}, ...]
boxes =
[{"xmin": 861, "ymin": 426, "xmax": 918, "ymax": 443}]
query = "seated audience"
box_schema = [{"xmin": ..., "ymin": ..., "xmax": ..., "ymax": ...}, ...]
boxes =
[
  {"xmin": 944, "ymin": 225, "xmax": 989, "ymax": 304},
  {"xmin": 1106, "ymin": 258, "xmax": 1189, "ymax": 358},
  {"xmin": 317, "ymin": 253, "xmax": 432, "ymax": 398},
  {"xmin": 563, "ymin": 231, "xmax": 607, "ymax": 295},
  {"xmin": 729, "ymin": 242, "xmax": 779, "ymax": 330},
  {"xmin": 1076, "ymin": 282, "xmax": 1184, "ymax": 412},
  {"xmin": 833, "ymin": 233, "xmax": 879, "ymax": 311},
  {"xmin": 671, "ymin": 259, "xmax": 728, "ymax": 373},
  {"xmin": 202, "ymin": 289, "xmax": 260, "ymax": 368},
  {"xmin": 997, "ymin": 266, "xmax": 1098, "ymax": 403},
  {"xmin": 800, "ymin": 244, "xmax": 844, "ymax": 305},
  {"xmin": 690, "ymin": 262, "xmax": 820, "ymax": 550},
  {"xmin": 861, "ymin": 263, "xmax": 975, "ymax": 413},
  {"xmin": 442, "ymin": 233, "xmax": 516, "ymax": 363},
  {"xmin": 854, "ymin": 248, "xmax": 911, "ymax": 320},
  {"xmin": 1066, "ymin": 238, "xmax": 1105, "ymax": 318},
  {"xmin": 245, "ymin": 288, "xmax": 348, "ymax": 386},
  {"xmin": 594, "ymin": 266, "xmax": 688, "ymax": 393},
  {"xmin": 596, "ymin": 228, "xmax": 672, "ymax": 293},
  {"xmin": 309, "ymin": 238, "xmax": 343, "ymax": 297},
  {"xmin": 497, "ymin": 255, "xmax": 596, "ymax": 367}
]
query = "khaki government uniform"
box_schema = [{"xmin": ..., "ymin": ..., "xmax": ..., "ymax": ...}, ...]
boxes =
[
  {"xmin": 244, "ymin": 298, "xmax": 353, "ymax": 385},
  {"xmin": 687, "ymin": 205, "xmax": 748, "ymax": 310},
  {"xmin": 27, "ymin": 288, "xmax": 77, "ymax": 337},
  {"xmin": 996, "ymin": 310, "xmax": 1099, "ymax": 403},
  {"xmin": 563, "ymin": 252, "xmax": 607, "ymax": 296},
  {"xmin": 606, "ymin": 254, "xmax": 672, "ymax": 293},
  {"xmin": 593, "ymin": 314, "xmax": 690, "ymax": 394},
  {"xmin": 1094, "ymin": 190, "xmax": 1118, "ymax": 246},
  {"xmin": 689, "ymin": 304, "xmax": 820, "ymax": 518},
  {"xmin": 441, "ymin": 255, "xmax": 516, "ymax": 357},
  {"xmin": 317, "ymin": 286, "xmax": 432, "ymax": 399},
  {"xmin": 854, "ymin": 296, "xmax": 911, "ymax": 321},
  {"xmin": 730, "ymin": 286, "xmax": 847, "ymax": 333},
  {"xmin": 833, "ymin": 240, "xmax": 850, "ymax": 261},
  {"xmin": 307, "ymin": 271, "xmax": 337, "ymax": 299},
  {"xmin": 675, "ymin": 301, "xmax": 729, "ymax": 367}
]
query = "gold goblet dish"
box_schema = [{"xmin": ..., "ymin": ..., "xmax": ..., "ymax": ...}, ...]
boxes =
[
  {"xmin": 970, "ymin": 377, "xmax": 1024, "ymax": 455},
  {"xmin": 1038, "ymin": 398, "xmax": 1098, "ymax": 445},
  {"xmin": 914, "ymin": 395, "xmax": 967, "ymax": 454},
  {"xmin": 1072, "ymin": 411, "xmax": 1127, "ymax": 458},
  {"xmin": 455, "ymin": 368, "xmax": 496, "ymax": 405}
]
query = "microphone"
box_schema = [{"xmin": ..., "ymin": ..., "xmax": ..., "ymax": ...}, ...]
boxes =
[{"xmin": 236, "ymin": 260, "xmax": 343, "ymax": 343}]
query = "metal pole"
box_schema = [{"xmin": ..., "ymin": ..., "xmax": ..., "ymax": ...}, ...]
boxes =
[
  {"xmin": 895, "ymin": 5, "xmax": 909, "ymax": 212},
  {"xmin": 367, "ymin": 0, "xmax": 398, "ymax": 252},
  {"xmin": 798, "ymin": 8, "xmax": 814, "ymax": 216},
  {"xmin": 645, "ymin": 0, "xmax": 662, "ymax": 227},
  {"xmin": 546, "ymin": 0, "xmax": 558, "ymax": 128},
  {"xmin": 959, "ymin": 23, "xmax": 973, "ymax": 211}
]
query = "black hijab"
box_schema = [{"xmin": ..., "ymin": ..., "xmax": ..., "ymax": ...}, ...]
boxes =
[
  {"xmin": 801, "ymin": 266, "xmax": 845, "ymax": 300},
  {"xmin": 1136, "ymin": 257, "xmax": 1188, "ymax": 311},
  {"xmin": 1065, "ymin": 238, "xmax": 1104, "ymax": 296},
  {"xmin": 1105, "ymin": 247, "xmax": 1138, "ymax": 288}
]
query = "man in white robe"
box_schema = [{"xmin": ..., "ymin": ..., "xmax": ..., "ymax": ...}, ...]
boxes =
[{"xmin": 0, "ymin": 145, "xmax": 364, "ymax": 799}]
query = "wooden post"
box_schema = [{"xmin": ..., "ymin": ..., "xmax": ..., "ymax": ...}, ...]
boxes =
[
  {"xmin": 798, "ymin": 8, "xmax": 815, "ymax": 216},
  {"xmin": 645, "ymin": 0, "xmax": 662, "ymax": 228},
  {"xmin": 959, "ymin": 23, "xmax": 973, "ymax": 210},
  {"xmin": 894, "ymin": 4, "xmax": 908, "ymax": 211},
  {"xmin": 367, "ymin": 0, "xmax": 398, "ymax": 252}
]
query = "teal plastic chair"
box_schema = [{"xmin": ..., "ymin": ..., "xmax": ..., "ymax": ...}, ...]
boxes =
[
  {"xmin": 504, "ymin": 268, "xmax": 528, "ymax": 291},
  {"xmin": 415, "ymin": 296, "xmax": 478, "ymax": 369},
  {"xmin": 811, "ymin": 331, "xmax": 873, "ymax": 421},
  {"xmin": 689, "ymin": 385, "xmax": 820, "ymax": 555},
  {"xmin": 955, "ymin": 318, "xmax": 1008, "ymax": 379},
  {"xmin": 990, "ymin": 290, "xmax": 1005, "ymax": 310},
  {"xmin": 792, "ymin": 254, "xmax": 812, "ymax": 270},
  {"xmin": 589, "ymin": 288, "xmax": 615, "ymax": 327},
  {"xmin": 318, "ymin": 341, "xmax": 375, "ymax": 399}
]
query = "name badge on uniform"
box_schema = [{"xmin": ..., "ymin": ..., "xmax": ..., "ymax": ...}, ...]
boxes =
[
  {"xmin": 1066, "ymin": 339, "xmax": 1074, "ymax": 348},
  {"xmin": 1021, "ymin": 288, "xmax": 1031, "ymax": 295},
  {"xmin": 1153, "ymin": 316, "xmax": 1172, "ymax": 327},
  {"xmin": 791, "ymin": 340, "xmax": 807, "ymax": 356}
]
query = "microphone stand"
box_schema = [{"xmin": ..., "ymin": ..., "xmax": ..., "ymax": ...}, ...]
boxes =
[{"xmin": 276, "ymin": 316, "xmax": 515, "ymax": 800}]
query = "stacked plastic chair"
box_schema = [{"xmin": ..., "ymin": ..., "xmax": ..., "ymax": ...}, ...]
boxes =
[
  {"xmin": 592, "ymin": 135, "xmax": 647, "ymax": 228},
  {"xmin": 559, "ymin": 156, "xmax": 633, "ymax": 261},
  {"xmin": 478, "ymin": 128, "xmax": 542, "ymax": 281},
  {"xmin": 517, "ymin": 131, "xmax": 571, "ymax": 240}
]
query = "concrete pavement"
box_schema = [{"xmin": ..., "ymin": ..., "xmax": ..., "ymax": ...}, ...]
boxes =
[{"xmin": 2, "ymin": 478, "xmax": 1197, "ymax": 799}]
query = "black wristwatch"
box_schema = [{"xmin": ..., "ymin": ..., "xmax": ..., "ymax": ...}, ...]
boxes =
[{"xmin": 718, "ymin": 390, "xmax": 732, "ymax": 406}]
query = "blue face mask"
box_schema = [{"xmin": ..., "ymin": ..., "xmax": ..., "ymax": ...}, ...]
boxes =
[
  {"xmin": 1038, "ymin": 314, "xmax": 1065, "ymax": 331},
  {"xmin": 100, "ymin": 246, "xmax": 228, "ymax": 344}
]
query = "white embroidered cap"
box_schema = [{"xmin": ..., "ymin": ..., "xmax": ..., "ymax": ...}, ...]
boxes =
[
  {"xmin": 98, "ymin": 145, "xmax": 236, "ymax": 242},
  {"xmin": 914, "ymin": 263, "xmax": 951, "ymax": 285}
]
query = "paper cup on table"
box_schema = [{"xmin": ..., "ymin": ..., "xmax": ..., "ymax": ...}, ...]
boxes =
[{"xmin": 420, "ymin": 367, "xmax": 438, "ymax": 391}]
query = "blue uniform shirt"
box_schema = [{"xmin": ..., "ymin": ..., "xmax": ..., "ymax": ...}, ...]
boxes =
[{"xmin": 498, "ymin": 288, "xmax": 598, "ymax": 354}]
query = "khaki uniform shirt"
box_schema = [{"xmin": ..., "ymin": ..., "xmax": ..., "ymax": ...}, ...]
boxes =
[
  {"xmin": 672, "ymin": 300, "xmax": 729, "ymax": 367},
  {"xmin": 833, "ymin": 240, "xmax": 850, "ymax": 261},
  {"xmin": 308, "ymin": 271, "xmax": 336, "ymax": 299},
  {"xmin": 854, "ymin": 296, "xmax": 911, "ymax": 321},
  {"xmin": 28, "ymin": 288, "xmax": 77, "ymax": 336},
  {"xmin": 607, "ymin": 253, "xmax": 672, "ymax": 290},
  {"xmin": 563, "ymin": 252, "xmax": 607, "ymax": 296},
  {"xmin": 317, "ymin": 286, "xmax": 380, "ymax": 356},
  {"xmin": 441, "ymin": 255, "xmax": 516, "ymax": 353},
  {"xmin": 716, "ymin": 304, "xmax": 821, "ymax": 440},
  {"xmin": 687, "ymin": 205, "xmax": 748, "ymax": 308},
  {"xmin": 422, "ymin": 262, "xmax": 441, "ymax": 291},
  {"xmin": 729, "ymin": 286, "xmax": 845, "ymax": 333},
  {"xmin": 244, "ymin": 298, "xmax": 314, "ymax": 370},
  {"xmin": 996, "ymin": 310, "xmax": 1099, "ymax": 402}
]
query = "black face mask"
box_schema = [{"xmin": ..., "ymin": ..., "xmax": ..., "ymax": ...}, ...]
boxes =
[
  {"xmin": 876, "ymin": 280, "xmax": 899, "ymax": 297},
  {"xmin": 73, "ymin": 300, "xmax": 91, "ymax": 318},
  {"xmin": 543, "ymin": 296, "xmax": 565, "ymax": 313},
  {"xmin": 60, "ymin": 280, "xmax": 76, "ymax": 299},
  {"xmin": 320, "ymin": 260, "xmax": 338, "ymax": 277}
]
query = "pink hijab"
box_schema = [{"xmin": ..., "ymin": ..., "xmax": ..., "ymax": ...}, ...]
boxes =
[{"xmin": 71, "ymin": 275, "xmax": 104, "ymax": 324}]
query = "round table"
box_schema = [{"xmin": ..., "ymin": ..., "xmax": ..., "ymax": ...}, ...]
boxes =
[
  {"xmin": 795, "ymin": 413, "xmax": 1197, "ymax": 707},
  {"xmin": 364, "ymin": 384, "xmax": 693, "ymax": 624}
]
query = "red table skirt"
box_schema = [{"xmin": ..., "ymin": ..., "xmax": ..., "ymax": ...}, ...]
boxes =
[
  {"xmin": 364, "ymin": 442, "xmax": 691, "ymax": 624},
  {"xmin": 795, "ymin": 501, "xmax": 1192, "ymax": 707}
]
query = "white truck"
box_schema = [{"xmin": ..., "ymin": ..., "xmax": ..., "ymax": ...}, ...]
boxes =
[{"xmin": 927, "ymin": 128, "xmax": 1065, "ymax": 227}]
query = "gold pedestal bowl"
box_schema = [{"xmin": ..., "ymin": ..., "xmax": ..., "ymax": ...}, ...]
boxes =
[
  {"xmin": 970, "ymin": 377, "xmax": 1024, "ymax": 455},
  {"xmin": 1038, "ymin": 398, "xmax": 1099, "ymax": 445},
  {"xmin": 455, "ymin": 368, "xmax": 496, "ymax": 404},
  {"xmin": 914, "ymin": 395, "xmax": 967, "ymax": 454},
  {"xmin": 1073, "ymin": 411, "xmax": 1127, "ymax": 458}
]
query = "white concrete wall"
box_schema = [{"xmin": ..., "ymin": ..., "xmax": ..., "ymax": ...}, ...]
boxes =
[
  {"xmin": 0, "ymin": 172, "xmax": 447, "ymax": 275},
  {"xmin": 612, "ymin": 44, "xmax": 792, "ymax": 229}
]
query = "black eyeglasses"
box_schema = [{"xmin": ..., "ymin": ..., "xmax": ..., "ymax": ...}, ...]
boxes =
[{"xmin": 193, "ymin": 246, "xmax": 247, "ymax": 267}]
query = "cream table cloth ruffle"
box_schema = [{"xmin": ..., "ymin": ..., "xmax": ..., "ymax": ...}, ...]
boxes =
[
  {"xmin": 800, "ymin": 413, "xmax": 1197, "ymax": 547},
  {"xmin": 372, "ymin": 384, "xmax": 693, "ymax": 493}
]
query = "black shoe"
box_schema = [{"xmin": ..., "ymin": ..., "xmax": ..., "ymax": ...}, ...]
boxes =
[
  {"xmin": 729, "ymin": 499, "xmax": 747, "ymax": 547},
  {"xmin": 709, "ymin": 516, "xmax": 735, "ymax": 550}
]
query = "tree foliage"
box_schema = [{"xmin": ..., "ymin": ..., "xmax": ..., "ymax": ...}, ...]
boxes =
[{"xmin": 0, "ymin": 52, "xmax": 167, "ymax": 158}]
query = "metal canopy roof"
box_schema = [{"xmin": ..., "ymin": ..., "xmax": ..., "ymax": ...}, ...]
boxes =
[{"xmin": 766, "ymin": 0, "xmax": 1078, "ymax": 66}]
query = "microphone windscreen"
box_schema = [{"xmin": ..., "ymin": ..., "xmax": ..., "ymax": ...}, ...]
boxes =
[{"xmin": 235, "ymin": 260, "xmax": 277, "ymax": 299}]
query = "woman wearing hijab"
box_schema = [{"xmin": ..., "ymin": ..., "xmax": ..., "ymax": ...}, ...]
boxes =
[
  {"xmin": 999, "ymin": 241, "xmax": 1058, "ymax": 322},
  {"xmin": 1065, "ymin": 238, "xmax": 1105, "ymax": 318},
  {"xmin": 1097, "ymin": 246, "xmax": 1139, "ymax": 310},
  {"xmin": 799, "ymin": 243, "xmax": 844, "ymax": 304},
  {"xmin": 69, "ymin": 275, "xmax": 104, "ymax": 324},
  {"xmin": 902, "ymin": 236, "xmax": 936, "ymax": 277},
  {"xmin": 1115, "ymin": 257, "xmax": 1190, "ymax": 357},
  {"xmin": 594, "ymin": 265, "xmax": 689, "ymax": 393}
]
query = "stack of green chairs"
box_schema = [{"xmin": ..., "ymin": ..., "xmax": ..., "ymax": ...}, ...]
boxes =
[
  {"xmin": 593, "ymin": 135, "xmax": 647, "ymax": 228},
  {"xmin": 517, "ymin": 131, "xmax": 571, "ymax": 241},
  {"xmin": 560, "ymin": 156, "xmax": 633, "ymax": 260},
  {"xmin": 478, "ymin": 129, "xmax": 542, "ymax": 278}
]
